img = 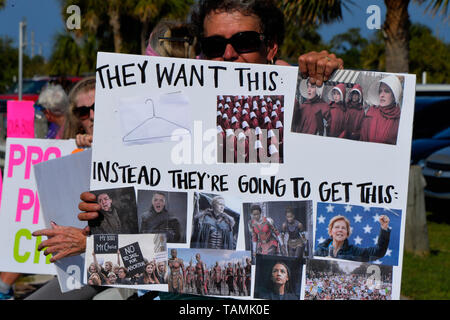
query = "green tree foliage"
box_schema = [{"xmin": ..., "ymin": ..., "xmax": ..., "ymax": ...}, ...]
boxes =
[
  {"xmin": 48, "ymin": 33, "xmax": 98, "ymax": 76},
  {"xmin": 329, "ymin": 28, "xmax": 368, "ymax": 70},
  {"xmin": 48, "ymin": 0, "xmax": 194, "ymax": 74},
  {"xmin": 0, "ymin": 37, "xmax": 18, "ymax": 92},
  {"xmin": 280, "ymin": 25, "xmax": 329, "ymax": 64},
  {"xmin": 278, "ymin": 0, "xmax": 354, "ymax": 27},
  {"xmin": 409, "ymin": 23, "xmax": 450, "ymax": 83},
  {"xmin": 0, "ymin": 37, "xmax": 49, "ymax": 92},
  {"xmin": 326, "ymin": 23, "xmax": 450, "ymax": 83},
  {"xmin": 276, "ymin": 0, "xmax": 355, "ymax": 64}
]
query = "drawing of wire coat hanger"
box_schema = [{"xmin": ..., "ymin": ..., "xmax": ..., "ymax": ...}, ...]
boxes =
[{"xmin": 122, "ymin": 94, "xmax": 191, "ymax": 144}]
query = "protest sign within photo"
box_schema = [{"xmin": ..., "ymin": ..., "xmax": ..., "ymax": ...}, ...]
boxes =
[
  {"xmin": 137, "ymin": 189, "xmax": 188, "ymax": 243},
  {"xmin": 243, "ymin": 200, "xmax": 313, "ymax": 264},
  {"xmin": 89, "ymin": 186, "xmax": 139, "ymax": 234},
  {"xmin": 304, "ymin": 258, "xmax": 393, "ymax": 300},
  {"xmin": 0, "ymin": 138, "xmax": 77, "ymax": 275},
  {"xmin": 84, "ymin": 233, "xmax": 167, "ymax": 290},
  {"xmin": 253, "ymin": 254, "xmax": 303, "ymax": 300},
  {"xmin": 291, "ymin": 71, "xmax": 405, "ymax": 145},
  {"xmin": 190, "ymin": 192, "xmax": 241, "ymax": 250},
  {"xmin": 313, "ymin": 202, "xmax": 402, "ymax": 266},
  {"xmin": 168, "ymin": 248, "xmax": 251, "ymax": 298}
]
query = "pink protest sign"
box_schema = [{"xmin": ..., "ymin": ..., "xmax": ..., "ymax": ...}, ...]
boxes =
[
  {"xmin": 7, "ymin": 100, "xmax": 35, "ymax": 138},
  {"xmin": 0, "ymin": 168, "xmax": 2, "ymax": 209}
]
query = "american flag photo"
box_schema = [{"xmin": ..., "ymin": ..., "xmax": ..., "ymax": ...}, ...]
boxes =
[{"xmin": 314, "ymin": 202, "xmax": 402, "ymax": 266}]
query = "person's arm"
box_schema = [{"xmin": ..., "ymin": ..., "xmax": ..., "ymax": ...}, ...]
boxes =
[
  {"xmin": 352, "ymin": 215, "xmax": 391, "ymax": 261},
  {"xmin": 116, "ymin": 250, "xmax": 121, "ymax": 266},
  {"xmin": 33, "ymin": 221, "xmax": 90, "ymax": 262}
]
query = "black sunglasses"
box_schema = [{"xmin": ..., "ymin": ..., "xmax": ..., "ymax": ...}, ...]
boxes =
[
  {"xmin": 200, "ymin": 31, "xmax": 265, "ymax": 58},
  {"xmin": 74, "ymin": 103, "xmax": 94, "ymax": 120}
]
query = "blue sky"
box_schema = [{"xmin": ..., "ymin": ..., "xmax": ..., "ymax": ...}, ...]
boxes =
[{"xmin": 0, "ymin": 0, "xmax": 448, "ymax": 60}]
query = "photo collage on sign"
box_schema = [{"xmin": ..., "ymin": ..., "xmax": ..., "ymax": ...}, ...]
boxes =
[{"xmin": 85, "ymin": 53, "xmax": 414, "ymax": 300}]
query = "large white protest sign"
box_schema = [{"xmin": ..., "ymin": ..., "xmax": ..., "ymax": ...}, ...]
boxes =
[
  {"xmin": 0, "ymin": 138, "xmax": 78, "ymax": 274},
  {"xmin": 90, "ymin": 52, "xmax": 415, "ymax": 299}
]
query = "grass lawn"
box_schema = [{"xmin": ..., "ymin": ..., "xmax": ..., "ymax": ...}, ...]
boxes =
[{"xmin": 401, "ymin": 212, "xmax": 450, "ymax": 300}]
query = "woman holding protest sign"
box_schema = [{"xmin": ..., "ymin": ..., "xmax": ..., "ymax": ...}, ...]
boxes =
[{"xmin": 30, "ymin": 0, "xmax": 344, "ymax": 300}]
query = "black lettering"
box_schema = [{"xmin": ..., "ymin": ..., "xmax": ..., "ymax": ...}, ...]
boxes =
[
  {"xmin": 247, "ymin": 72, "xmax": 259, "ymax": 91},
  {"xmin": 384, "ymin": 185, "xmax": 394, "ymax": 203},
  {"xmin": 138, "ymin": 166, "xmax": 149, "ymax": 185},
  {"xmin": 150, "ymin": 168, "xmax": 161, "ymax": 186},
  {"xmin": 190, "ymin": 65, "xmax": 204, "ymax": 86},
  {"xmin": 342, "ymin": 182, "xmax": 352, "ymax": 202},
  {"xmin": 106, "ymin": 65, "xmax": 121, "ymax": 89},
  {"xmin": 110, "ymin": 162, "xmax": 119, "ymax": 183},
  {"xmin": 137, "ymin": 60, "xmax": 148, "ymax": 84},
  {"xmin": 95, "ymin": 64, "xmax": 108, "ymax": 89},
  {"xmin": 156, "ymin": 63, "xmax": 175, "ymax": 87},
  {"xmin": 122, "ymin": 63, "xmax": 136, "ymax": 86},
  {"xmin": 319, "ymin": 181, "xmax": 330, "ymax": 202},
  {"xmin": 97, "ymin": 161, "xmax": 110, "ymax": 182},
  {"xmin": 356, "ymin": 182, "xmax": 373, "ymax": 203},
  {"xmin": 127, "ymin": 166, "xmax": 137, "ymax": 184},
  {"xmin": 118, "ymin": 165, "xmax": 130, "ymax": 183},
  {"xmin": 174, "ymin": 64, "xmax": 188, "ymax": 86},
  {"xmin": 234, "ymin": 67, "xmax": 250, "ymax": 87},
  {"xmin": 269, "ymin": 71, "xmax": 278, "ymax": 91},
  {"xmin": 208, "ymin": 66, "xmax": 227, "ymax": 88}
]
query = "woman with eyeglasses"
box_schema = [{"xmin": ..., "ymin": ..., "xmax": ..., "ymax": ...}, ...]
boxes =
[{"xmin": 63, "ymin": 76, "xmax": 96, "ymax": 148}]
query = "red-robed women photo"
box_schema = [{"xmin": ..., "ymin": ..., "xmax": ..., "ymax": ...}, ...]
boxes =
[{"xmin": 360, "ymin": 75, "xmax": 403, "ymax": 145}]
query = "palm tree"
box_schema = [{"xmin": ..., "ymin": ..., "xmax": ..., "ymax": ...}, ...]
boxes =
[
  {"xmin": 384, "ymin": 0, "xmax": 449, "ymax": 72},
  {"xmin": 277, "ymin": 0, "xmax": 448, "ymax": 73},
  {"xmin": 278, "ymin": 0, "xmax": 354, "ymax": 27}
]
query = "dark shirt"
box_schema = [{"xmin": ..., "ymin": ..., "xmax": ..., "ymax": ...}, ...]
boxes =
[
  {"xmin": 89, "ymin": 207, "xmax": 122, "ymax": 234},
  {"xmin": 314, "ymin": 228, "xmax": 391, "ymax": 262},
  {"xmin": 140, "ymin": 207, "xmax": 181, "ymax": 243}
]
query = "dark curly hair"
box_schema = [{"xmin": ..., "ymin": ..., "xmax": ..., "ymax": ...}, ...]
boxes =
[{"xmin": 189, "ymin": 0, "xmax": 285, "ymax": 47}]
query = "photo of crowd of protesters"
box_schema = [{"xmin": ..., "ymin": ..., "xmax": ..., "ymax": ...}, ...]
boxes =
[
  {"xmin": 86, "ymin": 251, "xmax": 168, "ymax": 286},
  {"xmin": 243, "ymin": 201, "xmax": 313, "ymax": 264},
  {"xmin": 304, "ymin": 259, "xmax": 393, "ymax": 300},
  {"xmin": 291, "ymin": 73, "xmax": 404, "ymax": 145},
  {"xmin": 217, "ymin": 95, "xmax": 285, "ymax": 163},
  {"xmin": 167, "ymin": 248, "xmax": 251, "ymax": 297}
]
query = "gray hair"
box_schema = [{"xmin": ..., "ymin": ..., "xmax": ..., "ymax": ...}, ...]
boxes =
[{"xmin": 37, "ymin": 84, "xmax": 69, "ymax": 115}]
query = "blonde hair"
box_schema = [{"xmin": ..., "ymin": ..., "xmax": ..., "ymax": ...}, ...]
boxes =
[
  {"xmin": 147, "ymin": 20, "xmax": 198, "ymax": 58},
  {"xmin": 328, "ymin": 215, "xmax": 351, "ymax": 237},
  {"xmin": 63, "ymin": 76, "xmax": 96, "ymax": 139}
]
